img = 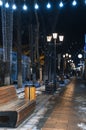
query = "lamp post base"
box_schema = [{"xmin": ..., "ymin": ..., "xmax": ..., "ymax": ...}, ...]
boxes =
[{"xmin": 45, "ymin": 81, "xmax": 57, "ymax": 94}]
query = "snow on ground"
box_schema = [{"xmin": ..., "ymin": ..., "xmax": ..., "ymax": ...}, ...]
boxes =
[
  {"xmin": 16, "ymin": 85, "xmax": 45, "ymax": 98},
  {"xmin": 78, "ymin": 123, "xmax": 86, "ymax": 130},
  {"xmin": 75, "ymin": 96, "xmax": 86, "ymax": 130}
]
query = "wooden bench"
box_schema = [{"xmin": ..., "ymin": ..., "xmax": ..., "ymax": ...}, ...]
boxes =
[{"xmin": 0, "ymin": 85, "xmax": 36, "ymax": 128}]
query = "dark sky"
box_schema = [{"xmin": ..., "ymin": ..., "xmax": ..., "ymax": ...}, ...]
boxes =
[
  {"xmin": 0, "ymin": 0, "xmax": 86, "ymax": 65},
  {"xmin": 35, "ymin": 1, "xmax": 86, "ymax": 64},
  {"xmin": 37, "ymin": 1, "xmax": 86, "ymax": 34}
]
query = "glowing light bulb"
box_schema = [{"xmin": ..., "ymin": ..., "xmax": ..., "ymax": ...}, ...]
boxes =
[
  {"xmin": 23, "ymin": 4, "xmax": 28, "ymax": 10},
  {"xmin": 46, "ymin": 2, "xmax": 51, "ymax": 9},
  {"xmin": 0, "ymin": 0, "xmax": 3, "ymax": 6},
  {"xmin": 5, "ymin": 2, "xmax": 9, "ymax": 8},
  {"xmin": 12, "ymin": 4, "xmax": 17, "ymax": 10},
  {"xmin": 59, "ymin": 1, "xmax": 64, "ymax": 7},
  {"xmin": 34, "ymin": 3, "xmax": 39, "ymax": 9},
  {"xmin": 85, "ymin": 0, "xmax": 86, "ymax": 4},
  {"xmin": 72, "ymin": 0, "xmax": 77, "ymax": 6}
]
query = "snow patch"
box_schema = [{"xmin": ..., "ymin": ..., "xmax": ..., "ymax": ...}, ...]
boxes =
[
  {"xmin": 78, "ymin": 123, "xmax": 86, "ymax": 130},
  {"xmin": 79, "ymin": 106, "xmax": 86, "ymax": 111}
]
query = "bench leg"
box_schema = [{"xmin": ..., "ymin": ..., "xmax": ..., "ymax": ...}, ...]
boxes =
[{"xmin": 0, "ymin": 111, "xmax": 17, "ymax": 128}]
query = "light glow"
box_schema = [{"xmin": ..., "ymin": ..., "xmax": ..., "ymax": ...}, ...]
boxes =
[
  {"xmin": 78, "ymin": 54, "xmax": 83, "ymax": 59},
  {"xmin": 63, "ymin": 54, "xmax": 65, "ymax": 58},
  {"xmin": 85, "ymin": 0, "xmax": 86, "ymax": 4},
  {"xmin": 52, "ymin": 33, "xmax": 58, "ymax": 39},
  {"xmin": 34, "ymin": 3, "xmax": 39, "ymax": 9},
  {"xmin": 46, "ymin": 2, "xmax": 51, "ymax": 9},
  {"xmin": 0, "ymin": 0, "xmax": 3, "ymax": 6},
  {"xmin": 72, "ymin": 0, "xmax": 77, "ymax": 6},
  {"xmin": 59, "ymin": 1, "xmax": 64, "ymax": 7},
  {"xmin": 66, "ymin": 53, "xmax": 69, "ymax": 57},
  {"xmin": 47, "ymin": 36, "xmax": 52, "ymax": 42},
  {"xmin": 12, "ymin": 4, "xmax": 17, "ymax": 10},
  {"xmin": 69, "ymin": 54, "xmax": 71, "ymax": 58},
  {"xmin": 0, "ymin": 1, "xmax": 85, "ymax": 11},
  {"xmin": 23, "ymin": 4, "xmax": 28, "ymax": 10},
  {"xmin": 59, "ymin": 35, "xmax": 64, "ymax": 41},
  {"xmin": 5, "ymin": 2, "xmax": 9, "ymax": 8},
  {"xmin": 0, "ymin": 0, "xmax": 85, "ymax": 77}
]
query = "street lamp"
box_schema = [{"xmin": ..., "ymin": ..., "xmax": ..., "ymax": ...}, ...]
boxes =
[
  {"xmin": 63, "ymin": 53, "xmax": 71, "ymax": 59},
  {"xmin": 52, "ymin": 33, "xmax": 58, "ymax": 40},
  {"xmin": 59, "ymin": 35, "xmax": 64, "ymax": 42},
  {"xmin": 46, "ymin": 35, "xmax": 52, "ymax": 82},
  {"xmin": 52, "ymin": 33, "xmax": 58, "ymax": 89},
  {"xmin": 78, "ymin": 54, "xmax": 83, "ymax": 59},
  {"xmin": 63, "ymin": 53, "xmax": 71, "ymax": 74},
  {"xmin": 52, "ymin": 33, "xmax": 64, "ymax": 90},
  {"xmin": 78, "ymin": 53, "xmax": 84, "ymax": 77},
  {"xmin": 46, "ymin": 33, "xmax": 64, "ymax": 93},
  {"xmin": 47, "ymin": 36, "xmax": 52, "ymax": 42},
  {"xmin": 78, "ymin": 53, "xmax": 83, "ymax": 68}
]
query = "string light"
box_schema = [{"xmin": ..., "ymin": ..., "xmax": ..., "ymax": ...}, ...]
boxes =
[
  {"xmin": 12, "ymin": 3, "xmax": 17, "ymax": 10},
  {"xmin": 59, "ymin": 1, "xmax": 64, "ymax": 8},
  {"xmin": 0, "ymin": 0, "xmax": 3, "ymax": 6},
  {"xmin": 85, "ymin": 0, "xmax": 86, "ymax": 4},
  {"xmin": 23, "ymin": 4, "xmax": 28, "ymax": 10},
  {"xmin": 72, "ymin": 0, "xmax": 77, "ymax": 6},
  {"xmin": 46, "ymin": 2, "xmax": 51, "ymax": 9},
  {"xmin": 5, "ymin": 2, "xmax": 9, "ymax": 8},
  {"xmin": 0, "ymin": 1, "xmax": 85, "ymax": 11},
  {"xmin": 34, "ymin": 3, "xmax": 39, "ymax": 10}
]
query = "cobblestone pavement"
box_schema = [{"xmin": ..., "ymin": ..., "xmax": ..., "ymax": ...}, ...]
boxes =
[{"xmin": 1, "ymin": 78, "xmax": 86, "ymax": 130}]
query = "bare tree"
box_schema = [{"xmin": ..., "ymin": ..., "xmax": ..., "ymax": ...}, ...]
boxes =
[
  {"xmin": 1, "ymin": 0, "xmax": 13, "ymax": 85},
  {"xmin": 16, "ymin": 0, "xmax": 22, "ymax": 88}
]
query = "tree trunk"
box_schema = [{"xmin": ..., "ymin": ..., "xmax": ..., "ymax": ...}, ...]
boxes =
[
  {"xmin": 1, "ymin": 0, "xmax": 13, "ymax": 85},
  {"xmin": 17, "ymin": 1, "xmax": 22, "ymax": 88}
]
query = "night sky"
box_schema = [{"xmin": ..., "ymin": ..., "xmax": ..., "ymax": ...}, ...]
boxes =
[
  {"xmin": 34, "ymin": 1, "xmax": 86, "ymax": 65},
  {"xmin": 0, "ymin": 0, "xmax": 86, "ymax": 65}
]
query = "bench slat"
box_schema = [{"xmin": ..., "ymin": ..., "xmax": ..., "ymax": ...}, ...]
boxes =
[
  {"xmin": 16, "ymin": 101, "xmax": 36, "ymax": 127},
  {"xmin": 0, "ymin": 85, "xmax": 36, "ymax": 128},
  {"xmin": 0, "ymin": 86, "xmax": 18, "ymax": 105}
]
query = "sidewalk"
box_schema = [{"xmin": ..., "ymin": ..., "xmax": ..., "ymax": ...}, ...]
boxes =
[
  {"xmin": 41, "ymin": 78, "xmax": 86, "ymax": 130},
  {"xmin": 0, "ymin": 78, "xmax": 70, "ymax": 130},
  {"xmin": 0, "ymin": 79, "xmax": 69, "ymax": 130},
  {"xmin": 18, "ymin": 83, "xmax": 66, "ymax": 129}
]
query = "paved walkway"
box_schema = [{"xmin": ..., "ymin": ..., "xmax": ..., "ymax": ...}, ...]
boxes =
[
  {"xmin": 41, "ymin": 78, "xmax": 86, "ymax": 130},
  {"xmin": 0, "ymin": 82, "xmax": 65, "ymax": 130},
  {"xmin": 1, "ymin": 78, "xmax": 86, "ymax": 130}
]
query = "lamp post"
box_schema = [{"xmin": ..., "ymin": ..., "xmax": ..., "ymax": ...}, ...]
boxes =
[
  {"xmin": 58, "ymin": 35, "xmax": 64, "ymax": 71},
  {"xmin": 63, "ymin": 53, "xmax": 71, "ymax": 75},
  {"xmin": 52, "ymin": 33, "xmax": 58, "ymax": 89},
  {"xmin": 78, "ymin": 53, "xmax": 83, "ymax": 77},
  {"xmin": 46, "ymin": 33, "xmax": 64, "ymax": 93},
  {"xmin": 52, "ymin": 33, "xmax": 64, "ymax": 91},
  {"xmin": 46, "ymin": 36, "xmax": 52, "ymax": 82}
]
